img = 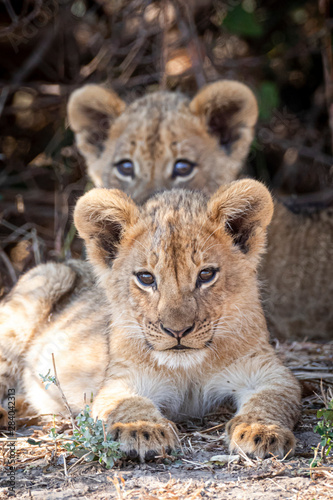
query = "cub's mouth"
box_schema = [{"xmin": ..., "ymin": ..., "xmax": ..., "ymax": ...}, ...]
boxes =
[{"xmin": 168, "ymin": 345, "xmax": 195, "ymax": 351}]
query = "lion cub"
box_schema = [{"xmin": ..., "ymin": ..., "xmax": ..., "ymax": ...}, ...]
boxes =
[
  {"xmin": 68, "ymin": 81, "xmax": 333, "ymax": 340},
  {"xmin": 0, "ymin": 180, "xmax": 300, "ymax": 459}
]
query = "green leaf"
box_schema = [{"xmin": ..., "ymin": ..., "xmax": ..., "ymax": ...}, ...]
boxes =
[
  {"xmin": 27, "ymin": 438, "xmax": 42, "ymax": 446},
  {"xmin": 322, "ymin": 410, "xmax": 333, "ymax": 422},
  {"xmin": 258, "ymin": 81, "xmax": 280, "ymax": 120},
  {"xmin": 84, "ymin": 452, "xmax": 96, "ymax": 462},
  {"xmin": 223, "ymin": 5, "xmax": 264, "ymax": 38},
  {"xmin": 83, "ymin": 429, "xmax": 91, "ymax": 439},
  {"xmin": 71, "ymin": 448, "xmax": 89, "ymax": 458}
]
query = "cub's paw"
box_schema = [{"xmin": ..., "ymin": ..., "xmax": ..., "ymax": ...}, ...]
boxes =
[
  {"xmin": 226, "ymin": 416, "xmax": 295, "ymax": 459},
  {"xmin": 0, "ymin": 405, "xmax": 8, "ymax": 428},
  {"xmin": 110, "ymin": 419, "xmax": 178, "ymax": 461}
]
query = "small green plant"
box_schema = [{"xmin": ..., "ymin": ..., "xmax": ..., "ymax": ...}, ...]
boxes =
[
  {"xmin": 39, "ymin": 369, "xmax": 56, "ymax": 389},
  {"xmin": 39, "ymin": 366, "xmax": 123, "ymax": 469},
  {"xmin": 62, "ymin": 405, "xmax": 123, "ymax": 468},
  {"xmin": 310, "ymin": 396, "xmax": 333, "ymax": 468}
]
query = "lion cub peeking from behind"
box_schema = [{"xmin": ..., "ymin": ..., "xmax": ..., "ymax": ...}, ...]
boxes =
[
  {"xmin": 0, "ymin": 180, "xmax": 301, "ymax": 459},
  {"xmin": 68, "ymin": 80, "xmax": 257, "ymax": 201}
]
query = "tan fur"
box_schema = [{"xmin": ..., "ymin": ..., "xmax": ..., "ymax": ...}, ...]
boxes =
[
  {"xmin": 68, "ymin": 81, "xmax": 332, "ymax": 340},
  {"xmin": 0, "ymin": 259, "xmax": 95, "ymax": 426},
  {"xmin": 262, "ymin": 205, "xmax": 333, "ymax": 340},
  {"xmin": 0, "ymin": 181, "xmax": 301, "ymax": 459}
]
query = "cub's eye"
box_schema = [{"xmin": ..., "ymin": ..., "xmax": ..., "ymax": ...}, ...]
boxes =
[
  {"xmin": 172, "ymin": 159, "xmax": 196, "ymax": 178},
  {"xmin": 114, "ymin": 159, "xmax": 134, "ymax": 177},
  {"xmin": 197, "ymin": 268, "xmax": 218, "ymax": 286},
  {"xmin": 136, "ymin": 272, "xmax": 156, "ymax": 287}
]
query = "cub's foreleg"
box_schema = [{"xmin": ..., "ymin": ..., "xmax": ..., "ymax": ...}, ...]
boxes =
[
  {"xmin": 0, "ymin": 262, "xmax": 78, "ymax": 425},
  {"xmin": 222, "ymin": 353, "xmax": 301, "ymax": 459},
  {"xmin": 92, "ymin": 379, "xmax": 177, "ymax": 461}
]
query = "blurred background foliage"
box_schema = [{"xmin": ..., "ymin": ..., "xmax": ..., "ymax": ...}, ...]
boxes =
[{"xmin": 0, "ymin": 0, "xmax": 332, "ymax": 295}]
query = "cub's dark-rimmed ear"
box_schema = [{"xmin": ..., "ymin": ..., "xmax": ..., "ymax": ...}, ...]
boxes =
[
  {"xmin": 74, "ymin": 188, "xmax": 139, "ymax": 272},
  {"xmin": 67, "ymin": 85, "xmax": 126, "ymax": 180},
  {"xmin": 189, "ymin": 80, "xmax": 258, "ymax": 162},
  {"xmin": 207, "ymin": 179, "xmax": 273, "ymax": 262}
]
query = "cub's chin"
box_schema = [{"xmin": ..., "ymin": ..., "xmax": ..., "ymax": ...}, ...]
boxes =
[{"xmin": 151, "ymin": 348, "xmax": 209, "ymax": 370}]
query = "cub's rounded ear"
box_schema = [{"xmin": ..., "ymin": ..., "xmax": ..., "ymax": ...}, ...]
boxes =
[
  {"xmin": 207, "ymin": 179, "xmax": 273, "ymax": 262},
  {"xmin": 74, "ymin": 188, "xmax": 139, "ymax": 272},
  {"xmin": 189, "ymin": 80, "xmax": 258, "ymax": 162},
  {"xmin": 67, "ymin": 85, "xmax": 126, "ymax": 183}
]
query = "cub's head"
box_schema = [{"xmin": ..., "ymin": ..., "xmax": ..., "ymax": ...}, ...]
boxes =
[
  {"xmin": 74, "ymin": 179, "xmax": 273, "ymax": 369},
  {"xmin": 68, "ymin": 81, "xmax": 258, "ymax": 202}
]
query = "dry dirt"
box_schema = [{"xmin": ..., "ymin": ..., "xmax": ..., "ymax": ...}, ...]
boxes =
[{"xmin": 1, "ymin": 341, "xmax": 332, "ymax": 500}]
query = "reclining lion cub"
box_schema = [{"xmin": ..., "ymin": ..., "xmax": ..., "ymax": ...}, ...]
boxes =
[
  {"xmin": 68, "ymin": 81, "xmax": 333, "ymax": 340},
  {"xmin": 0, "ymin": 180, "xmax": 301, "ymax": 459}
]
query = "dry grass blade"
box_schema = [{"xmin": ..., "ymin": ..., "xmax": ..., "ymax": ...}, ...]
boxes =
[
  {"xmin": 0, "ymin": 248, "xmax": 17, "ymax": 284},
  {"xmin": 199, "ymin": 423, "xmax": 225, "ymax": 434},
  {"xmin": 51, "ymin": 353, "xmax": 77, "ymax": 432},
  {"xmin": 62, "ymin": 453, "xmax": 68, "ymax": 477}
]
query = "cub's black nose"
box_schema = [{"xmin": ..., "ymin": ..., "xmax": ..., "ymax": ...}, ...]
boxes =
[{"xmin": 160, "ymin": 323, "xmax": 195, "ymax": 338}]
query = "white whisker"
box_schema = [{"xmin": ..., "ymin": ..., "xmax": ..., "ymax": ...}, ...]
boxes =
[
  {"xmin": 198, "ymin": 223, "xmax": 225, "ymax": 253},
  {"xmin": 203, "ymin": 243, "xmax": 225, "ymax": 255},
  {"xmin": 128, "ymin": 238, "xmax": 149, "ymax": 257}
]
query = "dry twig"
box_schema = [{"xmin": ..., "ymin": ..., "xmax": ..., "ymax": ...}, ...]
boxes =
[{"xmin": 51, "ymin": 353, "xmax": 77, "ymax": 432}]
